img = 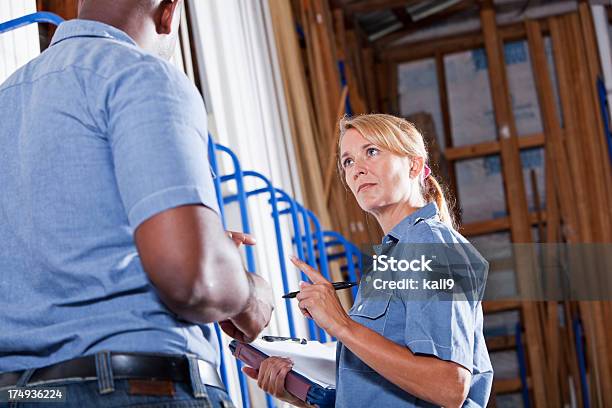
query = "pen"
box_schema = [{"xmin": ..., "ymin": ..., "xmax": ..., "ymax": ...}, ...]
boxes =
[
  {"xmin": 261, "ymin": 335, "xmax": 308, "ymax": 345},
  {"xmin": 282, "ymin": 281, "xmax": 358, "ymax": 299}
]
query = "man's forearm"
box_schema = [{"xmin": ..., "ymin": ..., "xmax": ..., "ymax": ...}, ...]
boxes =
[
  {"xmin": 170, "ymin": 242, "xmax": 252, "ymax": 323},
  {"xmin": 135, "ymin": 205, "xmax": 254, "ymax": 324}
]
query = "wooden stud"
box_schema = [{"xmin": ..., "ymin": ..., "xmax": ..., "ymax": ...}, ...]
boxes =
[
  {"xmin": 480, "ymin": 4, "xmax": 547, "ymax": 407},
  {"xmin": 459, "ymin": 212, "xmax": 546, "ymax": 237},
  {"xmin": 444, "ymin": 133, "xmax": 544, "ymax": 161},
  {"xmin": 435, "ymin": 52, "xmax": 461, "ymax": 224}
]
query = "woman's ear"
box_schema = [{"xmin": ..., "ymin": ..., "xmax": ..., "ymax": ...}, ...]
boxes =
[{"xmin": 410, "ymin": 157, "xmax": 425, "ymax": 179}]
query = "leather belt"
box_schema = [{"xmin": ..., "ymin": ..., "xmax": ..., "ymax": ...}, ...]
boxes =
[{"xmin": 0, "ymin": 352, "xmax": 223, "ymax": 390}]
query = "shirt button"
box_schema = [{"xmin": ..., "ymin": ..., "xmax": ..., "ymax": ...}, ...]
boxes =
[{"xmin": 357, "ymin": 304, "xmax": 363, "ymax": 312}]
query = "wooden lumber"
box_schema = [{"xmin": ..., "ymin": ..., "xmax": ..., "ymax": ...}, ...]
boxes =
[
  {"xmin": 435, "ymin": 52, "xmax": 460, "ymax": 223},
  {"xmin": 373, "ymin": 0, "xmax": 478, "ymax": 50},
  {"xmin": 343, "ymin": 0, "xmax": 420, "ymax": 17},
  {"xmin": 549, "ymin": 12, "xmax": 612, "ymax": 406},
  {"xmin": 299, "ymin": 0, "xmax": 340, "ymax": 161},
  {"xmin": 345, "ymin": 30, "xmax": 368, "ymax": 105},
  {"xmin": 361, "ymin": 47, "xmax": 378, "ymax": 111},
  {"xmin": 483, "ymin": 300, "xmax": 522, "ymax": 314},
  {"xmin": 323, "ymin": 85, "xmax": 348, "ymax": 201},
  {"xmin": 525, "ymin": 19, "xmax": 579, "ymax": 242},
  {"xmin": 568, "ymin": 13, "xmax": 608, "ymax": 243},
  {"xmin": 529, "ymin": 170, "xmax": 544, "ymax": 243},
  {"xmin": 549, "ymin": 16, "xmax": 593, "ymax": 241},
  {"xmin": 444, "ymin": 133, "xmax": 544, "ymax": 161},
  {"xmin": 530, "ymin": 164, "xmax": 561, "ymax": 407},
  {"xmin": 405, "ymin": 112, "xmax": 449, "ymax": 184},
  {"xmin": 568, "ymin": 14, "xmax": 611, "ymax": 404},
  {"xmin": 332, "ymin": 8, "xmax": 346, "ymax": 60},
  {"xmin": 376, "ymin": 60, "xmax": 391, "ymax": 113},
  {"xmin": 578, "ymin": 3, "xmax": 612, "ymax": 217},
  {"xmin": 389, "ymin": 57, "xmax": 399, "ymax": 115},
  {"xmin": 485, "ymin": 335, "xmax": 517, "ymax": 352},
  {"xmin": 459, "ymin": 212, "xmax": 547, "ymax": 237},
  {"xmin": 37, "ymin": 0, "xmax": 77, "ymax": 18},
  {"xmin": 382, "ymin": 21, "xmax": 532, "ymax": 63},
  {"xmin": 480, "ymin": 4, "xmax": 548, "ymax": 407},
  {"xmin": 291, "ymin": 0, "xmax": 382, "ymax": 245},
  {"xmin": 267, "ymin": 0, "xmax": 332, "ymax": 225},
  {"xmin": 494, "ymin": 378, "xmax": 527, "ymax": 394}
]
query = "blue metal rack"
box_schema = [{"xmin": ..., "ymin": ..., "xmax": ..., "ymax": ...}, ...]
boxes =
[
  {"xmin": 596, "ymin": 77, "xmax": 612, "ymax": 168},
  {"xmin": 209, "ymin": 136, "xmax": 363, "ymax": 407},
  {"xmin": 0, "ymin": 12, "xmax": 63, "ymax": 34},
  {"xmin": 574, "ymin": 318, "xmax": 591, "ymax": 408}
]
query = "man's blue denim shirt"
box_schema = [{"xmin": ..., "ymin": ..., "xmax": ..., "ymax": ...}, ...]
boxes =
[
  {"xmin": 335, "ymin": 203, "xmax": 493, "ymax": 407},
  {"xmin": 0, "ymin": 20, "xmax": 220, "ymax": 372}
]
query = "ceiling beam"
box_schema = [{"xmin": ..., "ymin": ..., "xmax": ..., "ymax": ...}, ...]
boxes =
[
  {"xmin": 373, "ymin": 0, "xmax": 477, "ymax": 49},
  {"xmin": 344, "ymin": 0, "xmax": 420, "ymax": 17}
]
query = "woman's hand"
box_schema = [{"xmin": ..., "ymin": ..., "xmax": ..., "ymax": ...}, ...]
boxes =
[
  {"xmin": 290, "ymin": 256, "xmax": 353, "ymax": 338},
  {"xmin": 243, "ymin": 357, "xmax": 309, "ymax": 407}
]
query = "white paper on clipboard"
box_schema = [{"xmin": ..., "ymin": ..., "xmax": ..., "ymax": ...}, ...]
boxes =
[{"xmin": 250, "ymin": 338, "xmax": 337, "ymax": 388}]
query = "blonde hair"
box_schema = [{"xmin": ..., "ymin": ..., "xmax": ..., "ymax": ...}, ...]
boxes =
[{"xmin": 337, "ymin": 113, "xmax": 455, "ymax": 229}]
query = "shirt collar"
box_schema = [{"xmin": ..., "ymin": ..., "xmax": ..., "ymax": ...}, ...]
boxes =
[
  {"xmin": 50, "ymin": 19, "xmax": 137, "ymax": 48},
  {"xmin": 383, "ymin": 202, "xmax": 439, "ymax": 243}
]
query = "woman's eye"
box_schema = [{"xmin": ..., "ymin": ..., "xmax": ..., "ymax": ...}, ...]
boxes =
[
  {"xmin": 342, "ymin": 158, "xmax": 354, "ymax": 168},
  {"xmin": 367, "ymin": 147, "xmax": 379, "ymax": 157}
]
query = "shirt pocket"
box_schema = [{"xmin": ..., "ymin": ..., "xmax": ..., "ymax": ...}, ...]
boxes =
[
  {"xmin": 340, "ymin": 292, "xmax": 393, "ymax": 373},
  {"xmin": 349, "ymin": 291, "xmax": 393, "ymax": 334}
]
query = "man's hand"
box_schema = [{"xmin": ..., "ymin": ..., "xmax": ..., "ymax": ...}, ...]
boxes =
[
  {"xmin": 220, "ymin": 272, "xmax": 274, "ymax": 343},
  {"xmin": 227, "ymin": 231, "xmax": 256, "ymax": 248}
]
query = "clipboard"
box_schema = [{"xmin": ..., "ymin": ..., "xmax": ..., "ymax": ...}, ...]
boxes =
[{"xmin": 229, "ymin": 340, "xmax": 336, "ymax": 408}]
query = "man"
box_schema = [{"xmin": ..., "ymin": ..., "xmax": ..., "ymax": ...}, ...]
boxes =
[{"xmin": 0, "ymin": 0, "xmax": 273, "ymax": 406}]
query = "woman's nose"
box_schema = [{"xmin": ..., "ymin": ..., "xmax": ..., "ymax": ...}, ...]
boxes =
[{"xmin": 353, "ymin": 163, "xmax": 367, "ymax": 180}]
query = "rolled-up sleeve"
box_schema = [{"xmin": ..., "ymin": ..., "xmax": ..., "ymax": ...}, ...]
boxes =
[
  {"xmin": 404, "ymin": 298, "xmax": 475, "ymax": 372},
  {"xmin": 103, "ymin": 58, "xmax": 219, "ymax": 228}
]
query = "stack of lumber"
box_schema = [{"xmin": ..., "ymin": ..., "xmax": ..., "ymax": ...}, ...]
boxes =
[{"xmin": 269, "ymin": 0, "xmax": 382, "ymax": 247}]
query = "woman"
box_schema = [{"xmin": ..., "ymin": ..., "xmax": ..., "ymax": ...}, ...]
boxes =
[{"xmin": 243, "ymin": 114, "xmax": 493, "ymax": 407}]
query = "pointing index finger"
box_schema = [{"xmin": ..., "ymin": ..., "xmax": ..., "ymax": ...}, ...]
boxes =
[{"xmin": 290, "ymin": 256, "xmax": 329, "ymax": 284}]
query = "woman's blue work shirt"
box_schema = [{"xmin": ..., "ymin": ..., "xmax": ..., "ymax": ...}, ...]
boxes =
[{"xmin": 335, "ymin": 202, "xmax": 493, "ymax": 407}]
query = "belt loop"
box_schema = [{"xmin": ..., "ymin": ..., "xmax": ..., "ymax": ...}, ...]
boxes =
[
  {"xmin": 186, "ymin": 354, "xmax": 210, "ymax": 401},
  {"xmin": 94, "ymin": 351, "xmax": 115, "ymax": 395},
  {"xmin": 15, "ymin": 368, "xmax": 36, "ymax": 387},
  {"xmin": 8, "ymin": 369, "xmax": 36, "ymax": 408}
]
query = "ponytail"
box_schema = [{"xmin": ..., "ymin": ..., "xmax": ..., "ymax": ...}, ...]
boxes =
[{"xmin": 424, "ymin": 175, "xmax": 456, "ymax": 230}]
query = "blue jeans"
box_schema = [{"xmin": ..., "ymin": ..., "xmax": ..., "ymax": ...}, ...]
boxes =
[{"xmin": 4, "ymin": 379, "xmax": 235, "ymax": 407}]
